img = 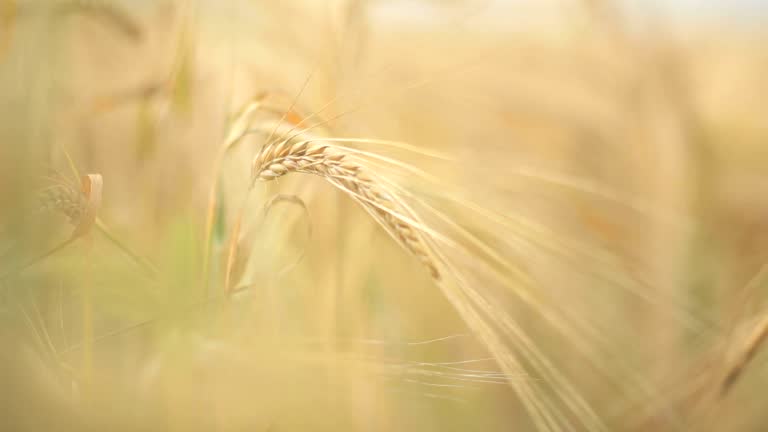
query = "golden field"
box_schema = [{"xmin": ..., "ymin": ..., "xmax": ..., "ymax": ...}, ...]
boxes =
[{"xmin": 1, "ymin": 1, "xmax": 767, "ymax": 431}]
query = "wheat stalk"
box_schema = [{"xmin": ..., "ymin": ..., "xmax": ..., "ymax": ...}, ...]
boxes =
[{"xmin": 248, "ymin": 122, "xmax": 613, "ymax": 432}]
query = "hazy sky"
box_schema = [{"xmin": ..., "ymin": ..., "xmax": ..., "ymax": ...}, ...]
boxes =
[
  {"xmin": 374, "ymin": 0, "xmax": 768, "ymax": 26},
  {"xmin": 628, "ymin": 0, "xmax": 768, "ymax": 23}
]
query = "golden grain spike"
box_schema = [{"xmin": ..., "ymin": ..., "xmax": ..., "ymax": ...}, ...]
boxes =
[{"xmin": 253, "ymin": 137, "xmax": 440, "ymax": 280}]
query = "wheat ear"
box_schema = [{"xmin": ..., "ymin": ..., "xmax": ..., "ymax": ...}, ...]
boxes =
[
  {"xmin": 721, "ymin": 313, "xmax": 768, "ymax": 396},
  {"xmin": 251, "ymin": 132, "xmax": 440, "ymax": 280}
]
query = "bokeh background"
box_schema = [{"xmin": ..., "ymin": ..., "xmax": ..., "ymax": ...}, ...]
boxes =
[{"xmin": 1, "ymin": 1, "xmax": 767, "ymax": 431}]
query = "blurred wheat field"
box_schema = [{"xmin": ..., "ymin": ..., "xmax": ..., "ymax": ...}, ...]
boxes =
[{"xmin": 1, "ymin": 0, "xmax": 768, "ymax": 431}]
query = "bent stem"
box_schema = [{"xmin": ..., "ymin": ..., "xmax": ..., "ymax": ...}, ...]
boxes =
[{"xmin": 80, "ymin": 232, "xmax": 95, "ymax": 407}]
